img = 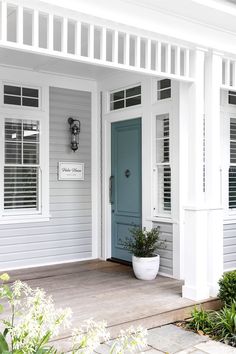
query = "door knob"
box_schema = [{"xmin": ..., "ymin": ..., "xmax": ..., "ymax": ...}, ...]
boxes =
[{"xmin": 125, "ymin": 169, "xmax": 131, "ymax": 178}]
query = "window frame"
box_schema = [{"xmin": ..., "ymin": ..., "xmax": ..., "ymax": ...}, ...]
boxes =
[
  {"xmin": 0, "ymin": 83, "xmax": 49, "ymax": 224},
  {"xmin": 1, "ymin": 82, "xmax": 41, "ymax": 111},
  {"xmin": 156, "ymin": 79, "xmax": 171, "ymax": 102},
  {"xmin": 228, "ymin": 117, "xmax": 236, "ymax": 210},
  {"xmin": 3, "ymin": 118, "xmax": 41, "ymax": 216},
  {"xmin": 153, "ymin": 112, "xmax": 172, "ymax": 218},
  {"xmin": 109, "ymin": 83, "xmax": 142, "ymax": 112}
]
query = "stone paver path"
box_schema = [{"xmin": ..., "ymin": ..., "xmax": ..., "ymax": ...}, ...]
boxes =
[
  {"xmin": 145, "ymin": 325, "xmax": 236, "ymax": 354},
  {"xmin": 95, "ymin": 324, "xmax": 236, "ymax": 354}
]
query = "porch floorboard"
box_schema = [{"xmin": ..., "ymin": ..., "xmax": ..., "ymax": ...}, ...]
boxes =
[{"xmin": 6, "ymin": 260, "xmax": 220, "ymax": 351}]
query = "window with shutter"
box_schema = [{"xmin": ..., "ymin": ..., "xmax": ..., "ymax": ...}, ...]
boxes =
[
  {"xmin": 4, "ymin": 118, "xmax": 40, "ymax": 212},
  {"xmin": 229, "ymin": 118, "xmax": 236, "ymax": 209},
  {"xmin": 154, "ymin": 114, "xmax": 171, "ymax": 215}
]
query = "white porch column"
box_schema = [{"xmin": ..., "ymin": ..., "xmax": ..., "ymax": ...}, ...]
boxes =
[
  {"xmin": 205, "ymin": 52, "xmax": 224, "ymax": 296},
  {"xmin": 182, "ymin": 49, "xmax": 210, "ymax": 300}
]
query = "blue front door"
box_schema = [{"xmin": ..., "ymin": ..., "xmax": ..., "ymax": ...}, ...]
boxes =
[{"xmin": 111, "ymin": 118, "xmax": 142, "ymax": 262}]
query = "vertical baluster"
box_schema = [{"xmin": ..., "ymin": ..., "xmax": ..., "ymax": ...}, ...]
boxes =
[
  {"xmin": 175, "ymin": 46, "xmax": 180, "ymax": 76},
  {"xmin": 75, "ymin": 21, "xmax": 81, "ymax": 56},
  {"xmin": 184, "ymin": 48, "xmax": 190, "ymax": 77},
  {"xmin": 33, "ymin": 9, "xmax": 39, "ymax": 47},
  {"xmin": 89, "ymin": 24, "xmax": 94, "ymax": 58},
  {"xmin": 48, "ymin": 13, "xmax": 53, "ymax": 51},
  {"xmin": 135, "ymin": 36, "xmax": 141, "ymax": 68},
  {"xmin": 156, "ymin": 41, "xmax": 161, "ymax": 72},
  {"xmin": 101, "ymin": 27, "xmax": 106, "ymax": 61},
  {"xmin": 1, "ymin": 0, "xmax": 7, "ymax": 41},
  {"xmin": 166, "ymin": 43, "xmax": 171, "ymax": 73},
  {"xmin": 62, "ymin": 17, "xmax": 68, "ymax": 53},
  {"xmin": 124, "ymin": 32, "xmax": 130, "ymax": 66},
  {"xmin": 225, "ymin": 59, "xmax": 230, "ymax": 86},
  {"xmin": 233, "ymin": 62, "xmax": 236, "ymax": 88},
  {"xmin": 146, "ymin": 38, "xmax": 151, "ymax": 70},
  {"xmin": 17, "ymin": 5, "xmax": 23, "ymax": 44},
  {"xmin": 112, "ymin": 30, "xmax": 118, "ymax": 63}
]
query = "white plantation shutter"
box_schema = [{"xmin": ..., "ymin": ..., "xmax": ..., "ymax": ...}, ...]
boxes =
[
  {"xmin": 154, "ymin": 114, "xmax": 171, "ymax": 215},
  {"xmin": 4, "ymin": 119, "xmax": 40, "ymax": 211},
  {"xmin": 229, "ymin": 118, "xmax": 236, "ymax": 209}
]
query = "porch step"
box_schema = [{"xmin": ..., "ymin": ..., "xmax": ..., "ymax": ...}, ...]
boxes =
[{"xmin": 51, "ymin": 297, "xmax": 221, "ymax": 352}]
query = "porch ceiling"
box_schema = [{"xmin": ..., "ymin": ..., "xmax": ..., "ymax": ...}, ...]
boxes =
[{"xmin": 0, "ymin": 47, "xmax": 122, "ymax": 81}]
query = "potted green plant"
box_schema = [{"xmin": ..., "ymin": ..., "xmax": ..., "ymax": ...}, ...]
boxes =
[{"xmin": 123, "ymin": 227, "xmax": 165, "ymax": 280}]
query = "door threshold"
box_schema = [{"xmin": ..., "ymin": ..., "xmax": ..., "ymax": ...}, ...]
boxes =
[{"xmin": 107, "ymin": 257, "xmax": 132, "ymax": 267}]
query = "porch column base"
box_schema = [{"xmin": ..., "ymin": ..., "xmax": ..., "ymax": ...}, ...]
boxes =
[
  {"xmin": 208, "ymin": 282, "xmax": 220, "ymax": 298},
  {"xmin": 182, "ymin": 284, "xmax": 210, "ymax": 301}
]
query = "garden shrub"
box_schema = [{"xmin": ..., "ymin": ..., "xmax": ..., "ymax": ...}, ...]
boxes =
[
  {"xmin": 218, "ymin": 270, "xmax": 236, "ymax": 306},
  {"xmin": 187, "ymin": 306, "xmax": 214, "ymax": 334},
  {"xmin": 214, "ymin": 302, "xmax": 236, "ymax": 347}
]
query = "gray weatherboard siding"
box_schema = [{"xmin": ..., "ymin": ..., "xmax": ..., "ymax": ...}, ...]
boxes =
[
  {"xmin": 0, "ymin": 87, "xmax": 92, "ymax": 270},
  {"xmin": 152, "ymin": 222, "xmax": 173, "ymax": 276},
  {"xmin": 224, "ymin": 223, "xmax": 236, "ymax": 270}
]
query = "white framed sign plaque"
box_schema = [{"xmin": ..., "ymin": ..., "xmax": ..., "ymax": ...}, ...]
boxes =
[{"xmin": 58, "ymin": 162, "xmax": 84, "ymax": 181}]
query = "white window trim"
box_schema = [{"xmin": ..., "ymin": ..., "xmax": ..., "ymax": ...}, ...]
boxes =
[
  {"xmin": 1, "ymin": 82, "xmax": 42, "ymax": 111},
  {"xmin": 156, "ymin": 79, "xmax": 172, "ymax": 103},
  {"xmin": 152, "ymin": 112, "xmax": 172, "ymax": 219},
  {"xmin": 108, "ymin": 83, "xmax": 142, "ymax": 113},
  {"xmin": 0, "ymin": 83, "xmax": 49, "ymax": 224}
]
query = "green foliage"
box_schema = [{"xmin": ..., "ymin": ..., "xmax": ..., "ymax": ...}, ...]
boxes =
[
  {"xmin": 122, "ymin": 227, "xmax": 165, "ymax": 258},
  {"xmin": 213, "ymin": 302, "xmax": 236, "ymax": 347},
  {"xmin": 187, "ymin": 303, "xmax": 236, "ymax": 347},
  {"xmin": 218, "ymin": 270, "xmax": 236, "ymax": 306},
  {"xmin": 187, "ymin": 306, "xmax": 214, "ymax": 334}
]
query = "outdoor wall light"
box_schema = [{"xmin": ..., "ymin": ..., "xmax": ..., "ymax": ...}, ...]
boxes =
[{"xmin": 68, "ymin": 117, "xmax": 81, "ymax": 152}]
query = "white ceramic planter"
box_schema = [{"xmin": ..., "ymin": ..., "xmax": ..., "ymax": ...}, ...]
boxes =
[{"xmin": 132, "ymin": 254, "xmax": 160, "ymax": 280}]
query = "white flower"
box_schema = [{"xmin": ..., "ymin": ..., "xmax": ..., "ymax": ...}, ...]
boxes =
[
  {"xmin": 72, "ymin": 319, "xmax": 110, "ymax": 354},
  {"xmin": 110, "ymin": 326, "xmax": 148, "ymax": 354}
]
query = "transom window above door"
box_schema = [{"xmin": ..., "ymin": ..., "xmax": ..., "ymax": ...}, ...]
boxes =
[{"xmin": 110, "ymin": 85, "xmax": 141, "ymax": 111}]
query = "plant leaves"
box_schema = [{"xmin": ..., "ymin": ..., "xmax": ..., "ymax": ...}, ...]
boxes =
[{"xmin": 0, "ymin": 333, "xmax": 9, "ymax": 353}]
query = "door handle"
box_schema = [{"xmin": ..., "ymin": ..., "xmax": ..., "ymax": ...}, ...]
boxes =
[{"xmin": 109, "ymin": 176, "xmax": 114, "ymax": 204}]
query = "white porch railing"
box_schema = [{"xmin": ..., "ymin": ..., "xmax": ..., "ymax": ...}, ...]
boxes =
[
  {"xmin": 0, "ymin": 0, "xmax": 194, "ymax": 81},
  {"xmin": 222, "ymin": 58, "xmax": 236, "ymax": 90}
]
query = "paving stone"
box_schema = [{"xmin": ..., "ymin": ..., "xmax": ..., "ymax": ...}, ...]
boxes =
[
  {"xmin": 147, "ymin": 324, "xmax": 208, "ymax": 353},
  {"xmin": 176, "ymin": 349, "xmax": 207, "ymax": 354},
  {"xmin": 94, "ymin": 343, "xmax": 111, "ymax": 354},
  {"xmin": 195, "ymin": 340, "xmax": 236, "ymax": 354},
  {"xmin": 144, "ymin": 349, "xmax": 165, "ymax": 354}
]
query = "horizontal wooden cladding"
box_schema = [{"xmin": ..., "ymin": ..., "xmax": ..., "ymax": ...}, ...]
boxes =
[
  {"xmin": 223, "ymin": 223, "xmax": 236, "ymax": 270},
  {"xmin": 0, "ymin": 237, "xmax": 91, "ymax": 255},
  {"xmin": 153, "ymin": 221, "xmax": 173, "ymax": 276},
  {"xmin": 0, "ymin": 1, "xmax": 193, "ymax": 81},
  {"xmin": 0, "ymin": 252, "xmax": 92, "ymax": 269},
  {"xmin": 0, "ymin": 224, "xmax": 91, "ymax": 238},
  {"xmin": 0, "ymin": 87, "xmax": 92, "ymax": 270}
]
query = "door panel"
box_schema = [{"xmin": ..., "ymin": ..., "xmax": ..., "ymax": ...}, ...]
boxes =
[{"xmin": 111, "ymin": 118, "xmax": 142, "ymax": 262}]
